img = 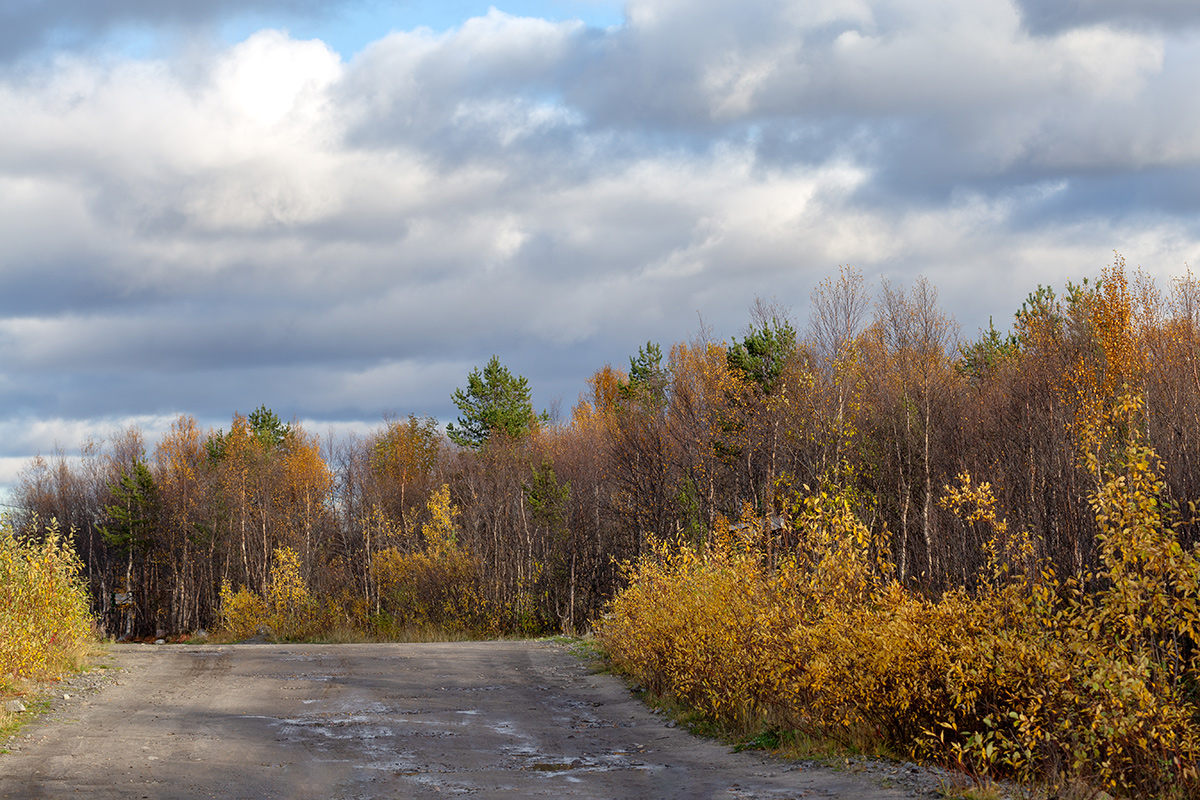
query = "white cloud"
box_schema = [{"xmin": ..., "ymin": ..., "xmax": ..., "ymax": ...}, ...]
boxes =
[{"xmin": 0, "ymin": 0, "xmax": 1199, "ymax": 473}]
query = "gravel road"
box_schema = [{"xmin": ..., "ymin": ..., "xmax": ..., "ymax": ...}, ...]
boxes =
[{"xmin": 0, "ymin": 641, "xmax": 941, "ymax": 799}]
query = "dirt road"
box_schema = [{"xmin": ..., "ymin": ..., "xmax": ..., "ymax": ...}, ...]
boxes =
[{"xmin": 0, "ymin": 641, "xmax": 926, "ymax": 799}]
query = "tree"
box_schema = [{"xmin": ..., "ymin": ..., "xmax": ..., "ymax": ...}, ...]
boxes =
[
  {"xmin": 99, "ymin": 459, "xmax": 159, "ymax": 638},
  {"xmin": 727, "ymin": 319, "xmax": 796, "ymax": 395},
  {"xmin": 206, "ymin": 405, "xmax": 290, "ymax": 462},
  {"xmin": 249, "ymin": 405, "xmax": 290, "ymax": 449},
  {"xmin": 620, "ymin": 342, "xmax": 670, "ymax": 411},
  {"xmin": 100, "ymin": 460, "xmax": 158, "ymax": 556},
  {"xmin": 866, "ymin": 276, "xmax": 958, "ymax": 584},
  {"xmin": 447, "ymin": 356, "xmax": 541, "ymax": 448},
  {"xmin": 371, "ymin": 414, "xmax": 441, "ymax": 525},
  {"xmin": 957, "ymin": 318, "xmax": 1019, "ymax": 384},
  {"xmin": 152, "ymin": 415, "xmax": 211, "ymax": 634}
]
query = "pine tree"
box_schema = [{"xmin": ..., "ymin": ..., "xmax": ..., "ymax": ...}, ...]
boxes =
[{"xmin": 447, "ymin": 356, "xmax": 541, "ymax": 448}]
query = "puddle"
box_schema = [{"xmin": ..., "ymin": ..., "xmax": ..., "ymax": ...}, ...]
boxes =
[{"xmin": 528, "ymin": 761, "xmax": 578, "ymax": 771}]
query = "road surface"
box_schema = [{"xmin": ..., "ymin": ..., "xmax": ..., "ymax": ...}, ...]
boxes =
[{"xmin": 0, "ymin": 641, "xmax": 928, "ymax": 799}]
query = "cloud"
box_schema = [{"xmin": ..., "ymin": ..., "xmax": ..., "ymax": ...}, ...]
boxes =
[
  {"xmin": 1, "ymin": 0, "xmax": 1200, "ymax": 497},
  {"xmin": 1013, "ymin": 0, "xmax": 1200, "ymax": 35}
]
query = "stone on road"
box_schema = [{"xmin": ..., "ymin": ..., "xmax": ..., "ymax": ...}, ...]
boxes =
[{"xmin": 0, "ymin": 641, "xmax": 914, "ymax": 799}]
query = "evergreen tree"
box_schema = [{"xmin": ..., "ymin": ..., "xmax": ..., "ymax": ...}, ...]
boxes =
[
  {"xmin": 100, "ymin": 460, "xmax": 158, "ymax": 554},
  {"xmin": 619, "ymin": 341, "xmax": 670, "ymax": 411},
  {"xmin": 447, "ymin": 356, "xmax": 541, "ymax": 448},
  {"xmin": 727, "ymin": 321, "xmax": 796, "ymax": 395},
  {"xmin": 248, "ymin": 405, "xmax": 290, "ymax": 449}
]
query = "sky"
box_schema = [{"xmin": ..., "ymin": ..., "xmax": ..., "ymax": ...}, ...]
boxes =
[{"xmin": 2, "ymin": 0, "xmax": 1200, "ymax": 493}]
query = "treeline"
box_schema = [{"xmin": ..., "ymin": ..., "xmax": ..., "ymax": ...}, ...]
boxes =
[{"xmin": 12, "ymin": 256, "xmax": 1200, "ymax": 639}]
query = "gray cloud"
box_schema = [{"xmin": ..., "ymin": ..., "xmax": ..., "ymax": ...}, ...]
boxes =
[
  {"xmin": 1013, "ymin": 0, "xmax": 1200, "ymax": 35},
  {"xmin": 2, "ymin": 0, "xmax": 1200, "ymax": 494}
]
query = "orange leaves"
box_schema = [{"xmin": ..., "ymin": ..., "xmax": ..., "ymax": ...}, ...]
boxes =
[
  {"xmin": 1061, "ymin": 255, "xmax": 1150, "ymax": 465},
  {"xmin": 155, "ymin": 415, "xmax": 204, "ymax": 498},
  {"xmin": 371, "ymin": 415, "xmax": 439, "ymax": 493}
]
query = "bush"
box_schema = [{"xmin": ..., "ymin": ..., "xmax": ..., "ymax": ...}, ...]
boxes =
[
  {"xmin": 218, "ymin": 546, "xmax": 321, "ymax": 641},
  {"xmin": 599, "ymin": 411, "xmax": 1200, "ymax": 799},
  {"xmin": 0, "ymin": 517, "xmax": 94, "ymax": 681},
  {"xmin": 371, "ymin": 485, "xmax": 495, "ymax": 634},
  {"xmin": 217, "ymin": 579, "xmax": 268, "ymax": 641},
  {"xmin": 266, "ymin": 547, "xmax": 320, "ymax": 640}
]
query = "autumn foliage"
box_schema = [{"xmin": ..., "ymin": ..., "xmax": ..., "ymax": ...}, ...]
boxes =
[
  {"xmin": 13, "ymin": 256, "xmax": 1200, "ymax": 794},
  {"xmin": 599, "ymin": 259, "xmax": 1200, "ymax": 797},
  {"xmin": 0, "ymin": 517, "xmax": 93, "ymax": 682}
]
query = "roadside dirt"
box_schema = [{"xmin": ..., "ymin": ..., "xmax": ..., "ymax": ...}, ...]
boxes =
[{"xmin": 0, "ymin": 641, "xmax": 943, "ymax": 799}]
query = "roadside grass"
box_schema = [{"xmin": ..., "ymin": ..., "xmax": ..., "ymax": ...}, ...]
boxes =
[
  {"xmin": 551, "ymin": 633, "xmax": 605, "ymax": 666},
  {"xmin": 0, "ymin": 696, "xmax": 51, "ymax": 751},
  {"xmin": 1, "ymin": 645, "xmax": 113, "ymax": 754},
  {"xmin": 606, "ymin": 673, "xmax": 1017, "ymax": 800},
  {"xmin": 625, "ymin": 676, "xmax": 896, "ymax": 763}
]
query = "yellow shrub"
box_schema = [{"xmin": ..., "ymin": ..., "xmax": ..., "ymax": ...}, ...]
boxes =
[
  {"xmin": 372, "ymin": 545, "xmax": 485, "ymax": 631},
  {"xmin": 218, "ymin": 547, "xmax": 321, "ymax": 641},
  {"xmin": 933, "ymin": 396, "xmax": 1200, "ymax": 797},
  {"xmin": 0, "ymin": 517, "xmax": 94, "ymax": 680},
  {"xmin": 601, "ymin": 534, "xmax": 771, "ymax": 729},
  {"xmin": 599, "ymin": 437, "xmax": 1200, "ymax": 800},
  {"xmin": 217, "ymin": 578, "xmax": 268, "ymax": 641},
  {"xmin": 267, "ymin": 547, "xmax": 320, "ymax": 640},
  {"xmin": 370, "ymin": 485, "xmax": 491, "ymax": 634}
]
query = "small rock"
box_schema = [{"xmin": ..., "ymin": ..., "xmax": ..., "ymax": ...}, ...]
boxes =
[
  {"xmin": 666, "ymin": 720, "xmax": 677, "ymax": 728},
  {"xmin": 4, "ymin": 700, "xmax": 26, "ymax": 713},
  {"xmin": 63, "ymin": 693, "xmax": 71, "ymax": 700},
  {"xmin": 155, "ymin": 639, "xmax": 166, "ymax": 645}
]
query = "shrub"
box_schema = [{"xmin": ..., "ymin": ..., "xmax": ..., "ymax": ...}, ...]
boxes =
[
  {"xmin": 938, "ymin": 395, "xmax": 1200, "ymax": 797},
  {"xmin": 599, "ymin": 403, "xmax": 1200, "ymax": 799},
  {"xmin": 0, "ymin": 517, "xmax": 94, "ymax": 681},
  {"xmin": 371, "ymin": 485, "xmax": 494, "ymax": 634},
  {"xmin": 267, "ymin": 547, "xmax": 320, "ymax": 640},
  {"xmin": 217, "ymin": 579, "xmax": 268, "ymax": 641},
  {"xmin": 218, "ymin": 546, "xmax": 321, "ymax": 641}
]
